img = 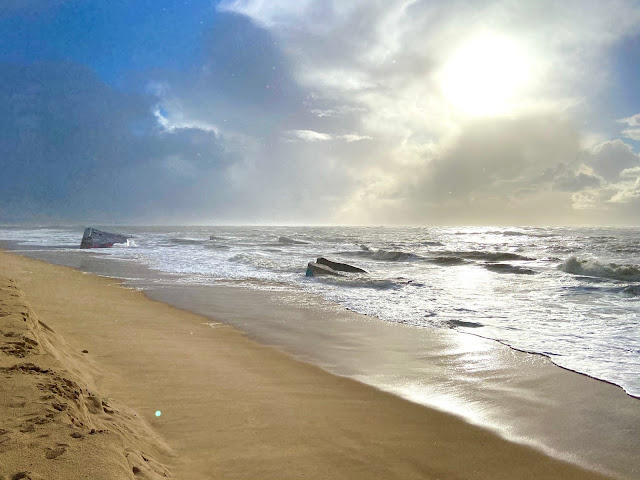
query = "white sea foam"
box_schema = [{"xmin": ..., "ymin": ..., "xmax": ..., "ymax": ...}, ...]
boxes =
[
  {"xmin": 1, "ymin": 225, "xmax": 639, "ymax": 398},
  {"xmin": 560, "ymin": 256, "xmax": 640, "ymax": 282}
]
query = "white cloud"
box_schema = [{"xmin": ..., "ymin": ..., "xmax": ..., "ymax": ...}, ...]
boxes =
[
  {"xmin": 286, "ymin": 129, "xmax": 332, "ymax": 142},
  {"xmin": 309, "ymin": 105, "xmax": 367, "ymax": 117},
  {"xmin": 619, "ymin": 113, "xmax": 640, "ymax": 141},
  {"xmin": 153, "ymin": 106, "xmax": 220, "ymax": 135},
  {"xmin": 208, "ymin": 1, "xmax": 640, "ymax": 224},
  {"xmin": 620, "ymin": 166, "xmax": 640, "ymax": 179},
  {"xmin": 584, "ymin": 140, "xmax": 640, "ymax": 181},
  {"xmin": 286, "ymin": 129, "xmax": 372, "ymax": 143},
  {"xmin": 341, "ymin": 134, "xmax": 372, "ymax": 142}
]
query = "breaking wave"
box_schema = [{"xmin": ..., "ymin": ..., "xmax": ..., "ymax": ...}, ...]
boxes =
[
  {"xmin": 445, "ymin": 251, "xmax": 534, "ymax": 262},
  {"xmin": 169, "ymin": 238, "xmax": 206, "ymax": 246},
  {"xmin": 203, "ymin": 244, "xmax": 231, "ymax": 250},
  {"xmin": 340, "ymin": 248, "xmax": 423, "ymax": 262},
  {"xmin": 622, "ymin": 285, "xmax": 640, "ymax": 296},
  {"xmin": 484, "ymin": 263, "xmax": 536, "ymax": 275},
  {"xmin": 427, "ymin": 256, "xmax": 468, "ymax": 266},
  {"xmin": 278, "ymin": 236, "xmax": 310, "ymax": 245},
  {"xmin": 310, "ymin": 275, "xmax": 411, "ymax": 291},
  {"xmin": 559, "ymin": 257, "xmax": 640, "ymax": 282},
  {"xmin": 446, "ymin": 319, "xmax": 484, "ymax": 328},
  {"xmin": 421, "ymin": 241, "xmax": 444, "ymax": 246},
  {"xmin": 371, "ymin": 250, "xmax": 421, "ymax": 261}
]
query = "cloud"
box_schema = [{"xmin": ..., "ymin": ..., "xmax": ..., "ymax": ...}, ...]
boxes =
[
  {"xmin": 566, "ymin": 140, "xmax": 640, "ymax": 217},
  {"xmin": 286, "ymin": 130, "xmax": 372, "ymax": 142},
  {"xmin": 4, "ymin": 2, "xmax": 640, "ymax": 225},
  {"xmin": 213, "ymin": 0, "xmax": 640, "ymax": 225},
  {"xmin": 341, "ymin": 134, "xmax": 372, "ymax": 142},
  {"xmin": 552, "ymin": 171, "xmax": 602, "ymax": 192},
  {"xmin": 384, "ymin": 115, "xmax": 583, "ymax": 223},
  {"xmin": 583, "ymin": 139, "xmax": 640, "ymax": 181},
  {"xmin": 153, "ymin": 106, "xmax": 220, "ymax": 135},
  {"xmin": 619, "ymin": 113, "xmax": 640, "ymax": 140},
  {"xmin": 0, "ymin": 61, "xmax": 234, "ymax": 223},
  {"xmin": 286, "ymin": 129, "xmax": 332, "ymax": 142}
]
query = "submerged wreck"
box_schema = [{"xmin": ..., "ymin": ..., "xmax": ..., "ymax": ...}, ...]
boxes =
[
  {"xmin": 305, "ymin": 257, "xmax": 367, "ymax": 277},
  {"xmin": 80, "ymin": 227, "xmax": 128, "ymax": 249},
  {"xmin": 316, "ymin": 257, "xmax": 367, "ymax": 273}
]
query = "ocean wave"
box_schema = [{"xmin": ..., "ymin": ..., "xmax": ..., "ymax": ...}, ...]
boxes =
[
  {"xmin": 338, "ymin": 248, "xmax": 423, "ymax": 262},
  {"xmin": 561, "ymin": 285, "xmax": 604, "ymax": 294},
  {"xmin": 309, "ymin": 275, "xmax": 409, "ymax": 290},
  {"xmin": 229, "ymin": 253, "xmax": 270, "ymax": 268},
  {"xmin": 612, "ymin": 244, "xmax": 640, "ymax": 254},
  {"xmin": 421, "ymin": 241, "xmax": 444, "ymax": 246},
  {"xmin": 484, "ymin": 263, "xmax": 536, "ymax": 275},
  {"xmin": 588, "ymin": 235, "xmax": 617, "ymax": 243},
  {"xmin": 323, "ymin": 236, "xmax": 358, "ymax": 244},
  {"xmin": 446, "ymin": 319, "xmax": 484, "ymax": 328},
  {"xmin": 169, "ymin": 238, "xmax": 206, "ymax": 246},
  {"xmin": 203, "ymin": 244, "xmax": 231, "ymax": 250},
  {"xmin": 371, "ymin": 250, "xmax": 421, "ymax": 261},
  {"xmin": 427, "ymin": 256, "xmax": 468, "ymax": 266},
  {"xmin": 278, "ymin": 236, "xmax": 310, "ymax": 245},
  {"xmin": 622, "ymin": 285, "xmax": 640, "ymax": 296},
  {"xmin": 559, "ymin": 257, "xmax": 640, "ymax": 282},
  {"xmin": 485, "ymin": 230, "xmax": 527, "ymax": 237},
  {"xmin": 444, "ymin": 250, "xmax": 534, "ymax": 262},
  {"xmin": 228, "ymin": 253, "xmax": 301, "ymax": 273}
]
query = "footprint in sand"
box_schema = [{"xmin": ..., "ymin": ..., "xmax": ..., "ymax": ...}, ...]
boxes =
[
  {"xmin": 10, "ymin": 471, "xmax": 43, "ymax": 480},
  {"xmin": 44, "ymin": 445, "xmax": 66, "ymax": 459}
]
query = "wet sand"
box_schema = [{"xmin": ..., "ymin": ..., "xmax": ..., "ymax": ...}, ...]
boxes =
[{"xmin": 0, "ymin": 249, "xmax": 631, "ymax": 479}]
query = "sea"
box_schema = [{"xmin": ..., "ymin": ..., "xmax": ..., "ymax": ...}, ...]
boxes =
[
  {"xmin": 2, "ymin": 225, "xmax": 638, "ymax": 396},
  {"xmin": 1, "ymin": 225, "xmax": 640, "ymax": 476}
]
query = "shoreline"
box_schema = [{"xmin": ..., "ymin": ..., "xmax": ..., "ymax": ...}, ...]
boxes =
[
  {"xmin": 457, "ymin": 327, "xmax": 638, "ymax": 398},
  {"xmin": 0, "ymin": 249, "xmax": 637, "ymax": 479},
  {"xmin": 8, "ymin": 243, "xmax": 638, "ymax": 400}
]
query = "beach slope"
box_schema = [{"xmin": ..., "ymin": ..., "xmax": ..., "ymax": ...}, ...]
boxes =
[
  {"xmin": 0, "ymin": 250, "xmax": 616, "ymax": 479},
  {"xmin": 0, "ymin": 275, "xmax": 172, "ymax": 480}
]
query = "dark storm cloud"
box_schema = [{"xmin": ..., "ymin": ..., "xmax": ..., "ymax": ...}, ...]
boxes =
[
  {"xmin": 551, "ymin": 171, "xmax": 602, "ymax": 192},
  {"xmin": 155, "ymin": 13, "xmax": 310, "ymax": 138},
  {"xmin": 415, "ymin": 116, "xmax": 580, "ymax": 202},
  {"xmin": 0, "ymin": 62, "xmax": 233, "ymax": 222},
  {"xmin": 583, "ymin": 139, "xmax": 640, "ymax": 181}
]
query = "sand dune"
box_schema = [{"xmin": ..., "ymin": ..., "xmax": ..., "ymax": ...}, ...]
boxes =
[{"xmin": 0, "ymin": 276, "xmax": 172, "ymax": 480}]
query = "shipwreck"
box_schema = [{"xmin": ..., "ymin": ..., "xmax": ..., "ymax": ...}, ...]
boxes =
[
  {"xmin": 80, "ymin": 227, "xmax": 129, "ymax": 249},
  {"xmin": 305, "ymin": 257, "xmax": 367, "ymax": 277}
]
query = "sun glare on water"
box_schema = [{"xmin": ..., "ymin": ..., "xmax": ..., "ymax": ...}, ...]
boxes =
[{"xmin": 439, "ymin": 34, "xmax": 530, "ymax": 116}]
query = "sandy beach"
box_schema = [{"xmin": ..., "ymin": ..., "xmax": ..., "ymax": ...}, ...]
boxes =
[{"xmin": 0, "ymin": 249, "xmax": 628, "ymax": 479}]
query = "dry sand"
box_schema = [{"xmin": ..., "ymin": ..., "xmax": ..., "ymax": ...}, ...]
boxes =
[{"xmin": 0, "ymin": 249, "xmax": 619, "ymax": 480}]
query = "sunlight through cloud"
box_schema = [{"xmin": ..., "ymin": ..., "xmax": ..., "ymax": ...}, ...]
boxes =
[{"xmin": 438, "ymin": 34, "xmax": 531, "ymax": 116}]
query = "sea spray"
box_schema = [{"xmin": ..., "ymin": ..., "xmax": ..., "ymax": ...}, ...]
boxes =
[
  {"xmin": 1, "ymin": 225, "xmax": 639, "ymax": 398},
  {"xmin": 559, "ymin": 256, "xmax": 640, "ymax": 282}
]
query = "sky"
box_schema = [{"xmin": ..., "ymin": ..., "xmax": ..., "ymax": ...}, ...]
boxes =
[{"xmin": 2, "ymin": 0, "xmax": 640, "ymax": 225}]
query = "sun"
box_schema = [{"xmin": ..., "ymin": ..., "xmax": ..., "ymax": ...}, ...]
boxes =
[{"xmin": 438, "ymin": 34, "xmax": 530, "ymax": 116}]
